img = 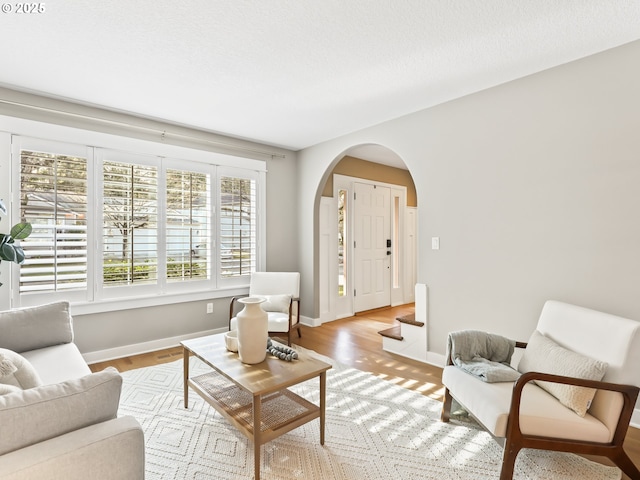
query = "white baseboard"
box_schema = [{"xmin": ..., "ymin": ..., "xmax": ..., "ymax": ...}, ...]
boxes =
[
  {"xmin": 84, "ymin": 318, "xmax": 321, "ymax": 365},
  {"xmin": 425, "ymin": 351, "xmax": 446, "ymax": 369},
  {"xmin": 300, "ymin": 315, "xmax": 321, "ymax": 327},
  {"xmin": 82, "ymin": 327, "xmax": 226, "ymax": 364}
]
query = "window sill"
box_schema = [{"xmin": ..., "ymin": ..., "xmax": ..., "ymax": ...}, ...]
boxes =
[{"xmin": 69, "ymin": 286, "xmax": 249, "ymax": 316}]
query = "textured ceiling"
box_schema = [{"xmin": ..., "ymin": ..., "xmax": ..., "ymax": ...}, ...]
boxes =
[{"xmin": 1, "ymin": 0, "xmax": 639, "ymax": 158}]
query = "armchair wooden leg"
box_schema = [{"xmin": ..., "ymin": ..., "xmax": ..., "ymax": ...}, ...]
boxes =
[
  {"xmin": 499, "ymin": 441, "xmax": 520, "ymax": 480},
  {"xmin": 297, "ymin": 326, "xmax": 302, "ymax": 338},
  {"xmin": 610, "ymin": 448, "xmax": 640, "ymax": 480},
  {"xmin": 441, "ymin": 388, "xmax": 453, "ymax": 423}
]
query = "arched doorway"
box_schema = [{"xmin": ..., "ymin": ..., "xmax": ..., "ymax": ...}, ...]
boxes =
[{"xmin": 316, "ymin": 144, "xmax": 417, "ymax": 323}]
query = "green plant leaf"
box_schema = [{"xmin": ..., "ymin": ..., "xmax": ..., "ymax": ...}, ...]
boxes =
[
  {"xmin": 10, "ymin": 222, "xmax": 32, "ymax": 240},
  {"xmin": 1, "ymin": 243, "xmax": 18, "ymax": 263},
  {"xmin": 13, "ymin": 246, "xmax": 25, "ymax": 264}
]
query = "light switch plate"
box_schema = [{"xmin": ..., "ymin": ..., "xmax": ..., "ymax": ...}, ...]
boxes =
[{"xmin": 431, "ymin": 237, "xmax": 440, "ymax": 250}]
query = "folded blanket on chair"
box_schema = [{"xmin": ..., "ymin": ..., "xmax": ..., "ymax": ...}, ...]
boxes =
[{"xmin": 447, "ymin": 330, "xmax": 521, "ymax": 383}]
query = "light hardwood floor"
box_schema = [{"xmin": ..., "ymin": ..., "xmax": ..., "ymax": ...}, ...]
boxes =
[{"xmin": 90, "ymin": 303, "xmax": 640, "ymax": 478}]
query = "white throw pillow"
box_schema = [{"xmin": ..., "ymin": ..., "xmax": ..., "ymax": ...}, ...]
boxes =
[
  {"xmin": 0, "ymin": 367, "xmax": 122, "ymax": 456},
  {"xmin": 0, "ymin": 348, "xmax": 43, "ymax": 390},
  {"xmin": 260, "ymin": 294, "xmax": 292, "ymax": 313},
  {"xmin": 518, "ymin": 330, "xmax": 607, "ymax": 417}
]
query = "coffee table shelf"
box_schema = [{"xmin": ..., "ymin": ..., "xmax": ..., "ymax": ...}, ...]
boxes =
[{"xmin": 189, "ymin": 371, "xmax": 320, "ymax": 443}]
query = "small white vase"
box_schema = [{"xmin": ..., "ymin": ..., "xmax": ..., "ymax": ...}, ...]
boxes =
[{"xmin": 236, "ymin": 297, "xmax": 268, "ymax": 364}]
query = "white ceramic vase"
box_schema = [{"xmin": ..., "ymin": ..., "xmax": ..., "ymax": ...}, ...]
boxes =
[{"xmin": 236, "ymin": 297, "xmax": 268, "ymax": 364}]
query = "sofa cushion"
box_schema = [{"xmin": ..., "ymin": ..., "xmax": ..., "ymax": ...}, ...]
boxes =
[
  {"xmin": 0, "ymin": 384, "xmax": 21, "ymax": 395},
  {"xmin": 0, "ymin": 348, "xmax": 43, "ymax": 390},
  {"xmin": 21, "ymin": 343, "xmax": 92, "ymax": 385},
  {"xmin": 442, "ymin": 365, "xmax": 612, "ymax": 442},
  {"xmin": 518, "ymin": 330, "xmax": 607, "ymax": 417},
  {"xmin": 230, "ymin": 311, "xmax": 296, "ymax": 333},
  {"xmin": 0, "ymin": 302, "xmax": 73, "ymax": 353},
  {"xmin": 0, "ymin": 367, "xmax": 122, "ymax": 455}
]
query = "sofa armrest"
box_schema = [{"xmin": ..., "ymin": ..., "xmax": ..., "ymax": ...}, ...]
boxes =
[
  {"xmin": 0, "ymin": 416, "xmax": 145, "ymax": 480},
  {"xmin": 0, "ymin": 302, "xmax": 73, "ymax": 353},
  {"xmin": 506, "ymin": 371, "xmax": 639, "ymax": 446}
]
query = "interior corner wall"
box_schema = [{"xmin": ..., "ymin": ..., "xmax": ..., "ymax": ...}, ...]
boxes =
[
  {"xmin": 296, "ymin": 39, "xmax": 640, "ymax": 356},
  {"xmin": 264, "ymin": 152, "xmax": 299, "ymax": 271}
]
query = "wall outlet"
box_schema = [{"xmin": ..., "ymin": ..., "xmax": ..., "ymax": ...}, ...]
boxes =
[{"xmin": 206, "ymin": 303, "xmax": 213, "ymax": 314}]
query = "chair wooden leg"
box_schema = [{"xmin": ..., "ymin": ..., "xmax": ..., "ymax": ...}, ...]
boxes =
[
  {"xmin": 297, "ymin": 326, "xmax": 302, "ymax": 338},
  {"xmin": 499, "ymin": 441, "xmax": 520, "ymax": 480},
  {"xmin": 441, "ymin": 388, "xmax": 453, "ymax": 422},
  {"xmin": 610, "ymin": 448, "xmax": 640, "ymax": 480}
]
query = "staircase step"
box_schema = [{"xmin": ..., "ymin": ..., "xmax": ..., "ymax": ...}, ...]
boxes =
[
  {"xmin": 378, "ymin": 326, "xmax": 403, "ymax": 341},
  {"xmin": 396, "ymin": 313, "xmax": 424, "ymax": 327}
]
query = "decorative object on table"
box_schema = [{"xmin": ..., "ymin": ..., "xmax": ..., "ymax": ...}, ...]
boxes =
[
  {"xmin": 235, "ymin": 297, "xmax": 268, "ymax": 364},
  {"xmin": 0, "ymin": 199, "xmax": 32, "ymax": 288},
  {"xmin": 224, "ymin": 330, "xmax": 238, "ymax": 352},
  {"xmin": 266, "ymin": 338, "xmax": 298, "ymax": 361},
  {"xmin": 228, "ymin": 272, "xmax": 301, "ymax": 346}
]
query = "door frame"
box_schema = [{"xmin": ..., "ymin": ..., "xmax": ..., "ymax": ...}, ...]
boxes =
[{"xmin": 320, "ymin": 174, "xmax": 410, "ymax": 321}]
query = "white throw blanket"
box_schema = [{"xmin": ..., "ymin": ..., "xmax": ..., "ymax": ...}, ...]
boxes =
[{"xmin": 447, "ymin": 330, "xmax": 521, "ymax": 382}]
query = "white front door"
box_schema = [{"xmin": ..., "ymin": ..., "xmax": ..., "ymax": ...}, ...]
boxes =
[{"xmin": 353, "ymin": 182, "xmax": 391, "ymax": 312}]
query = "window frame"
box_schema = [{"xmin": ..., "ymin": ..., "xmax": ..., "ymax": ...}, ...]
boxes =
[
  {"xmin": 95, "ymin": 148, "xmax": 162, "ymax": 300},
  {"xmin": 11, "ymin": 136, "xmax": 95, "ymax": 305},
  {"xmin": 3, "ymin": 121, "xmax": 266, "ymax": 315}
]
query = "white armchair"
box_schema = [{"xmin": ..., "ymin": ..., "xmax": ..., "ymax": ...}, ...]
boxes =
[
  {"xmin": 441, "ymin": 300, "xmax": 640, "ymax": 480},
  {"xmin": 229, "ymin": 272, "xmax": 301, "ymax": 346}
]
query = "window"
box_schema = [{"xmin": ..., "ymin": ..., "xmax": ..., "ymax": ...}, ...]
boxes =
[
  {"xmin": 220, "ymin": 174, "xmax": 256, "ymax": 278},
  {"xmin": 11, "ymin": 135, "xmax": 264, "ymax": 309},
  {"xmin": 18, "ymin": 140, "xmax": 90, "ymax": 301},
  {"xmin": 337, "ymin": 188, "xmax": 347, "ymax": 297}
]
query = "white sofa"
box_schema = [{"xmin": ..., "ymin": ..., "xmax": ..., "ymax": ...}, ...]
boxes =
[
  {"xmin": 0, "ymin": 302, "xmax": 145, "ymax": 480},
  {"xmin": 441, "ymin": 300, "xmax": 640, "ymax": 480}
]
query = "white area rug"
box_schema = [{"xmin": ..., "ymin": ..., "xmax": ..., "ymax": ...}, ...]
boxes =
[{"xmin": 119, "ymin": 350, "xmax": 621, "ymax": 480}]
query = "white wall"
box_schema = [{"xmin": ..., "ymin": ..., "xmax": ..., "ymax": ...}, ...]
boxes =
[
  {"xmin": 297, "ymin": 39, "xmax": 640, "ymax": 357},
  {"xmin": 264, "ymin": 152, "xmax": 300, "ymax": 272}
]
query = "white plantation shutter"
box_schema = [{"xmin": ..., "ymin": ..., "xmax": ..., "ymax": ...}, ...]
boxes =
[
  {"xmin": 166, "ymin": 167, "xmax": 210, "ymax": 282},
  {"xmin": 220, "ymin": 175, "xmax": 256, "ymax": 278},
  {"xmin": 102, "ymin": 157, "xmax": 158, "ymax": 287},
  {"xmin": 19, "ymin": 146, "xmax": 89, "ymax": 294}
]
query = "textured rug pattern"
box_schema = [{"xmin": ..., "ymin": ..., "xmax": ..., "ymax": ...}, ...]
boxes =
[{"xmin": 119, "ymin": 352, "xmax": 620, "ymax": 480}]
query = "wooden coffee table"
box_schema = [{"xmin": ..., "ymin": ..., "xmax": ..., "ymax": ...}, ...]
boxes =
[{"xmin": 181, "ymin": 333, "xmax": 332, "ymax": 480}]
